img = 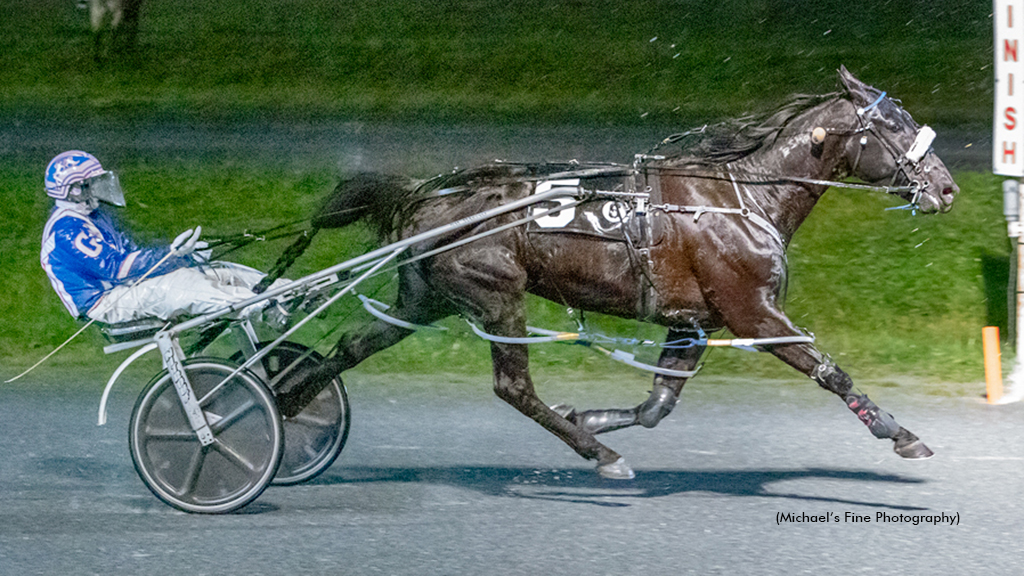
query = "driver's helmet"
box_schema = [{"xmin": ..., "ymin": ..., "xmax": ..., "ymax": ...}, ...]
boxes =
[{"xmin": 44, "ymin": 150, "xmax": 125, "ymax": 207}]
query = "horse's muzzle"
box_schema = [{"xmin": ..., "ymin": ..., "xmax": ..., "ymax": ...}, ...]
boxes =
[
  {"xmin": 916, "ymin": 181, "xmax": 958, "ymax": 214},
  {"xmin": 938, "ymin": 184, "xmax": 958, "ymax": 213}
]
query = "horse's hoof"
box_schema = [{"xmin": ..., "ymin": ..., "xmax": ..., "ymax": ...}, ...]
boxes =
[
  {"xmin": 597, "ymin": 457, "xmax": 635, "ymax": 480},
  {"xmin": 893, "ymin": 427, "xmax": 934, "ymax": 460}
]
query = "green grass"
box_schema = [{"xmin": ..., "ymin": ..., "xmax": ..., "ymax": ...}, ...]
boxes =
[
  {"xmin": 0, "ymin": 0, "xmax": 1008, "ymax": 391},
  {"xmin": 0, "ymin": 158, "xmax": 1010, "ymax": 391},
  {"xmin": 2, "ymin": 0, "xmax": 994, "ymax": 125}
]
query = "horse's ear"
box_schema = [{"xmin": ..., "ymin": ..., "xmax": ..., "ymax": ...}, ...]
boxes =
[{"xmin": 838, "ymin": 65, "xmax": 872, "ymax": 106}]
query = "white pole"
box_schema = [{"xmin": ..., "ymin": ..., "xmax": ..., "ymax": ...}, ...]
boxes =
[
  {"xmin": 994, "ymin": 0, "xmax": 1024, "ymax": 402},
  {"xmin": 1002, "ymin": 179, "xmax": 1024, "ymax": 402}
]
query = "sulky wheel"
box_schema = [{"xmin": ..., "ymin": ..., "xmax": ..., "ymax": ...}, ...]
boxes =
[
  {"xmin": 232, "ymin": 342, "xmax": 350, "ymax": 485},
  {"xmin": 129, "ymin": 359, "xmax": 284, "ymax": 514}
]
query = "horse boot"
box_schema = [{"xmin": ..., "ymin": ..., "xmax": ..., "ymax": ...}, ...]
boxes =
[
  {"xmin": 813, "ymin": 360, "xmax": 933, "ymax": 459},
  {"xmin": 556, "ymin": 406, "xmax": 637, "ymax": 435},
  {"xmin": 637, "ymin": 384, "xmax": 678, "ymax": 428},
  {"xmin": 551, "ymin": 384, "xmax": 679, "ymax": 435},
  {"xmin": 845, "ymin": 392, "xmax": 934, "ymax": 459}
]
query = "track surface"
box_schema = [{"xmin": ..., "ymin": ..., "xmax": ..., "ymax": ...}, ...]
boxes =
[{"xmin": 1, "ymin": 372, "xmax": 1020, "ymax": 575}]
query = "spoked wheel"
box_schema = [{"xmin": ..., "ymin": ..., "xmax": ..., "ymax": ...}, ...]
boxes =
[
  {"xmin": 129, "ymin": 359, "xmax": 283, "ymax": 514},
  {"xmin": 232, "ymin": 342, "xmax": 350, "ymax": 485}
]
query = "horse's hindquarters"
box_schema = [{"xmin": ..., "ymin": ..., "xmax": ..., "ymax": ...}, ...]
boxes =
[{"xmin": 523, "ymin": 234, "xmax": 646, "ymax": 320}]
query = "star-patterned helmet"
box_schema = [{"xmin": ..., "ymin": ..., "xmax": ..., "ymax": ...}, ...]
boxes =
[{"xmin": 44, "ymin": 150, "xmax": 124, "ymax": 206}]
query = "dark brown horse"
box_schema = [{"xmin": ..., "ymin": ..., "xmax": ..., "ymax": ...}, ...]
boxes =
[{"xmin": 276, "ymin": 67, "xmax": 958, "ymax": 479}]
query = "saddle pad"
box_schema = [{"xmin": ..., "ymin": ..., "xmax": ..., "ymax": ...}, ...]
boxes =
[{"xmin": 525, "ymin": 175, "xmax": 637, "ymax": 242}]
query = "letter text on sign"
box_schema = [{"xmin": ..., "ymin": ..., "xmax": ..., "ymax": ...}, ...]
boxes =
[{"xmin": 996, "ymin": 0, "xmax": 1024, "ymax": 176}]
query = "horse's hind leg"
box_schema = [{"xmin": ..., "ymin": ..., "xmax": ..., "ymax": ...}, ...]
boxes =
[
  {"xmin": 434, "ymin": 248, "xmax": 633, "ymax": 478},
  {"xmin": 486, "ymin": 323, "xmax": 634, "ymax": 479},
  {"xmin": 553, "ymin": 328, "xmax": 705, "ymax": 434},
  {"xmin": 276, "ymin": 318, "xmax": 416, "ymax": 417},
  {"xmin": 276, "ymin": 272, "xmax": 448, "ymax": 417}
]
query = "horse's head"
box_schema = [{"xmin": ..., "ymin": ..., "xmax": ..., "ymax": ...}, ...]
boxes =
[{"xmin": 836, "ymin": 66, "xmax": 958, "ymax": 214}]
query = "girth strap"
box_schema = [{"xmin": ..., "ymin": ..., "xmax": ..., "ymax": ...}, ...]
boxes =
[{"xmin": 632, "ymin": 169, "xmax": 663, "ymax": 320}]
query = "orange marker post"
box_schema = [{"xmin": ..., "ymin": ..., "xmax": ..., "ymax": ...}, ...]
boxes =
[{"xmin": 983, "ymin": 326, "xmax": 1004, "ymax": 404}]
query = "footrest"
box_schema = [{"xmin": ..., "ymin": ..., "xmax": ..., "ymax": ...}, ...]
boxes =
[{"xmin": 98, "ymin": 319, "xmax": 167, "ymax": 343}]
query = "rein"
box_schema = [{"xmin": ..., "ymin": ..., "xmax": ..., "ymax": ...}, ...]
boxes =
[{"xmin": 648, "ymin": 163, "xmax": 918, "ymax": 197}]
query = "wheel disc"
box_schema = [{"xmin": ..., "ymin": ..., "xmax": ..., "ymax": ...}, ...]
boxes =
[
  {"xmin": 129, "ymin": 359, "xmax": 283, "ymax": 514},
  {"xmin": 234, "ymin": 342, "xmax": 350, "ymax": 485}
]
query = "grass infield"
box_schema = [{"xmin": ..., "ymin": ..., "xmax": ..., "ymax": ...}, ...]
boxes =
[
  {"xmin": 2, "ymin": 0, "xmax": 992, "ymax": 126},
  {"xmin": 0, "ymin": 162, "xmax": 1009, "ymax": 389},
  {"xmin": 0, "ymin": 0, "xmax": 1006, "ymax": 390}
]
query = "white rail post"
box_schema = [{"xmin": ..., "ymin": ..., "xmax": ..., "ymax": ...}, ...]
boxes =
[
  {"xmin": 1005, "ymin": 180, "xmax": 1024, "ymax": 402},
  {"xmin": 994, "ymin": 0, "xmax": 1024, "ymax": 402}
]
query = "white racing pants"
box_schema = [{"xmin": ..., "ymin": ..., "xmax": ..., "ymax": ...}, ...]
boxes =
[{"xmin": 87, "ymin": 262, "xmax": 286, "ymax": 325}]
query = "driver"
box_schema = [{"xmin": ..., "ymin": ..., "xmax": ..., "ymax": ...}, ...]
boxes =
[{"xmin": 40, "ymin": 150, "xmax": 287, "ymax": 326}]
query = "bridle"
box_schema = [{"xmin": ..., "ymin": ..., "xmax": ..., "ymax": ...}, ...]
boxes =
[
  {"xmin": 643, "ymin": 91, "xmax": 939, "ymax": 213},
  {"xmin": 811, "ymin": 91, "xmax": 937, "ymax": 212}
]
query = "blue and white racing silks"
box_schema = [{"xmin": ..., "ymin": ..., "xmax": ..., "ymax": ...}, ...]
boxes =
[{"xmin": 41, "ymin": 203, "xmax": 186, "ymax": 319}]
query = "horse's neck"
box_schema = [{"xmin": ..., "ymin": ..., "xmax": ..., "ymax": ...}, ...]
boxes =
[{"xmin": 730, "ymin": 100, "xmax": 856, "ymax": 242}]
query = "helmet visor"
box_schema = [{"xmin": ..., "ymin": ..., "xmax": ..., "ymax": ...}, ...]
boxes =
[{"xmin": 82, "ymin": 172, "xmax": 125, "ymax": 207}]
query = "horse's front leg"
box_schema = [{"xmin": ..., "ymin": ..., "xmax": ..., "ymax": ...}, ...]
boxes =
[
  {"xmin": 552, "ymin": 328, "xmax": 705, "ymax": 434},
  {"xmin": 718, "ymin": 293, "xmax": 933, "ymax": 459},
  {"xmin": 770, "ymin": 342, "xmax": 933, "ymax": 459}
]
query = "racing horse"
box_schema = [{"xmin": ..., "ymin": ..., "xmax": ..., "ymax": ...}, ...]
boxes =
[
  {"xmin": 88, "ymin": 0, "xmax": 122, "ymax": 61},
  {"xmin": 276, "ymin": 67, "xmax": 958, "ymax": 479},
  {"xmin": 87, "ymin": 0, "xmax": 142, "ymax": 61}
]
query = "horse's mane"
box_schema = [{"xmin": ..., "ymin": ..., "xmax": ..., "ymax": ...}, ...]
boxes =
[
  {"xmin": 313, "ymin": 92, "xmax": 852, "ymax": 243},
  {"xmin": 655, "ymin": 92, "xmax": 843, "ymax": 166}
]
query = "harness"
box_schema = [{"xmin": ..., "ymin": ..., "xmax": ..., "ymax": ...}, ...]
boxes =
[
  {"xmin": 643, "ymin": 168, "xmax": 785, "ymax": 248},
  {"xmin": 518, "ymin": 92, "xmax": 937, "ymax": 323}
]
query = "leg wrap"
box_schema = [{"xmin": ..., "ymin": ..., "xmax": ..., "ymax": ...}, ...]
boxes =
[
  {"xmin": 551, "ymin": 384, "xmax": 680, "ymax": 435},
  {"xmin": 845, "ymin": 392, "xmax": 900, "ymax": 439},
  {"xmin": 637, "ymin": 385, "xmax": 678, "ymax": 428}
]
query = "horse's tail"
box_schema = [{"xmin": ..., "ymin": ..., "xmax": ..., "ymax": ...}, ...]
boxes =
[
  {"xmin": 253, "ymin": 172, "xmax": 417, "ymax": 293},
  {"xmin": 311, "ymin": 172, "xmax": 418, "ymax": 237}
]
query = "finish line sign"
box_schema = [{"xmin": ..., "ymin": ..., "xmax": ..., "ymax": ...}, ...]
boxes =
[{"xmin": 996, "ymin": 0, "xmax": 1024, "ymax": 176}]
